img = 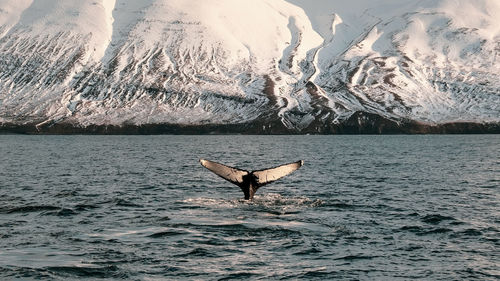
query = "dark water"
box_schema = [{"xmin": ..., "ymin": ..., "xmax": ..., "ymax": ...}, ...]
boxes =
[{"xmin": 0, "ymin": 135, "xmax": 498, "ymax": 280}]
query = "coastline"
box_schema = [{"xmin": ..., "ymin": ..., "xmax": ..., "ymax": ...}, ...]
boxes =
[{"xmin": 1, "ymin": 112, "xmax": 499, "ymax": 135}]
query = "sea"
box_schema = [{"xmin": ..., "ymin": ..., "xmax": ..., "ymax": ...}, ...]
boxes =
[{"xmin": 0, "ymin": 135, "xmax": 498, "ymax": 280}]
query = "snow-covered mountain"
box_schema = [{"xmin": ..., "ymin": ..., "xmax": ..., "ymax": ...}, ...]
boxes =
[{"xmin": 0, "ymin": 0, "xmax": 499, "ymax": 133}]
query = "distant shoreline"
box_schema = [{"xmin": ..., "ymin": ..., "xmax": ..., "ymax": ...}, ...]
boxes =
[
  {"xmin": 1, "ymin": 124, "xmax": 498, "ymax": 135},
  {"xmin": 2, "ymin": 112, "xmax": 499, "ymax": 135}
]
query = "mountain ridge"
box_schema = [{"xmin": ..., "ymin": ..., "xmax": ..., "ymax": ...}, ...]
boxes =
[{"xmin": 0, "ymin": 0, "xmax": 498, "ymax": 134}]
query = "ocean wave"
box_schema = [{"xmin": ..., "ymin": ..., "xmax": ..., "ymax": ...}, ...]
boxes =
[
  {"xmin": 46, "ymin": 265, "xmax": 127, "ymax": 279},
  {"xmin": 1, "ymin": 205, "xmax": 60, "ymax": 214}
]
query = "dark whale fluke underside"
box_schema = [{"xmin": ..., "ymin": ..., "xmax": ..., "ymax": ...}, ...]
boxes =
[{"xmin": 200, "ymin": 159, "xmax": 304, "ymax": 200}]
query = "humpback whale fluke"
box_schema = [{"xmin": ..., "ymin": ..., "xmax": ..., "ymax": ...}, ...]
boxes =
[{"xmin": 199, "ymin": 159, "xmax": 304, "ymax": 200}]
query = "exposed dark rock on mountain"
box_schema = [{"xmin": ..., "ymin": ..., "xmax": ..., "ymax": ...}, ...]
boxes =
[{"xmin": 0, "ymin": 0, "xmax": 498, "ymax": 134}]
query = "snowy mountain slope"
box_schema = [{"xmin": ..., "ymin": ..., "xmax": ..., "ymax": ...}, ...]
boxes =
[{"xmin": 0, "ymin": 0, "xmax": 498, "ymax": 133}]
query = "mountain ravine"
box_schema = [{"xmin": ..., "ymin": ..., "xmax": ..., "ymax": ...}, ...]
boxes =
[{"xmin": 0, "ymin": 0, "xmax": 499, "ymax": 134}]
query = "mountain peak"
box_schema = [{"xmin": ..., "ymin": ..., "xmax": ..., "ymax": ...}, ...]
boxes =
[{"xmin": 0, "ymin": 0, "xmax": 498, "ymax": 133}]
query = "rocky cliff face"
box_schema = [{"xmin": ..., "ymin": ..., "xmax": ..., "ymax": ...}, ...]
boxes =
[{"xmin": 0, "ymin": 0, "xmax": 499, "ymax": 133}]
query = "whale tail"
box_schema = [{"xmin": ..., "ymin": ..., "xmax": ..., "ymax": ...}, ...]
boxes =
[{"xmin": 200, "ymin": 159, "xmax": 303, "ymax": 199}]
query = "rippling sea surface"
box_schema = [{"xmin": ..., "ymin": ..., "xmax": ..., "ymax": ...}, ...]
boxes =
[{"xmin": 0, "ymin": 135, "xmax": 498, "ymax": 280}]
